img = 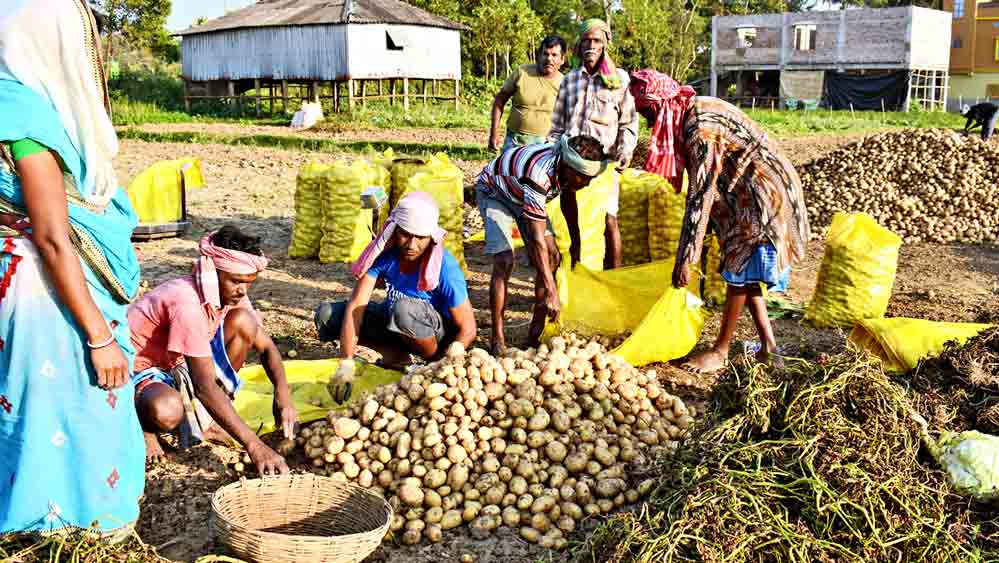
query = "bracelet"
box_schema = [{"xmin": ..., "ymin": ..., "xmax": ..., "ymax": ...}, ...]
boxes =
[{"xmin": 87, "ymin": 333, "xmax": 116, "ymax": 349}]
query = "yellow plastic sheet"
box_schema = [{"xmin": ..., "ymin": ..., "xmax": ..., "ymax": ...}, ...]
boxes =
[
  {"xmin": 806, "ymin": 212, "xmax": 902, "ymax": 328},
  {"xmin": 850, "ymin": 318, "xmax": 993, "ymax": 373},
  {"xmin": 543, "ymin": 260, "xmax": 705, "ymax": 366},
  {"xmin": 127, "ymin": 158, "xmax": 204, "ymax": 224},
  {"xmin": 233, "ymin": 359, "xmax": 402, "ymax": 436}
]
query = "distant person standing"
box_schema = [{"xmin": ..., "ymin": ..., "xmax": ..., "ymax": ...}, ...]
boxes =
[
  {"xmin": 488, "ymin": 36, "xmax": 567, "ymax": 152},
  {"xmin": 961, "ymin": 102, "xmax": 998, "ymax": 140},
  {"xmin": 548, "ymin": 19, "xmax": 638, "ymax": 270}
]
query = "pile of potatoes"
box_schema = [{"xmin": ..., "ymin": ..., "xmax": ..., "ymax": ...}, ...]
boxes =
[
  {"xmin": 800, "ymin": 128, "xmax": 999, "ymax": 244},
  {"xmin": 295, "ymin": 334, "xmax": 695, "ymax": 548}
]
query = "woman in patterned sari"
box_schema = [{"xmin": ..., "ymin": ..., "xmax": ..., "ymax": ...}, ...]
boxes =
[
  {"xmin": 629, "ymin": 70, "xmax": 810, "ymax": 373},
  {"xmin": 0, "ymin": 0, "xmax": 144, "ymax": 536}
]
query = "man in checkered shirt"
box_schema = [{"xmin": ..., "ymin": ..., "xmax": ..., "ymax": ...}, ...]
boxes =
[{"xmin": 548, "ymin": 18, "xmax": 639, "ymax": 270}]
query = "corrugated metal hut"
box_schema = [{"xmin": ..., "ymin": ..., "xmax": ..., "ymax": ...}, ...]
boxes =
[{"xmin": 176, "ymin": 0, "xmax": 466, "ymax": 114}]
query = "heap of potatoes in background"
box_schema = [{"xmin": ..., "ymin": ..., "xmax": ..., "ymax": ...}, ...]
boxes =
[
  {"xmin": 294, "ymin": 334, "xmax": 695, "ymax": 548},
  {"xmin": 800, "ymin": 129, "xmax": 999, "ymax": 244}
]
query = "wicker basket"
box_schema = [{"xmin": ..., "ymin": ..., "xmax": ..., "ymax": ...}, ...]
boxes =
[{"xmin": 211, "ymin": 474, "xmax": 392, "ymax": 563}]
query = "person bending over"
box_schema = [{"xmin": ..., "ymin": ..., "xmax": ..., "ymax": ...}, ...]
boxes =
[
  {"xmin": 630, "ymin": 70, "xmax": 810, "ymax": 374},
  {"xmin": 130, "ymin": 226, "xmax": 296, "ymax": 475},
  {"xmin": 962, "ymin": 102, "xmax": 998, "ymax": 141},
  {"xmin": 476, "ymin": 135, "xmax": 609, "ymax": 355},
  {"xmin": 315, "ymin": 192, "xmax": 476, "ymax": 403}
]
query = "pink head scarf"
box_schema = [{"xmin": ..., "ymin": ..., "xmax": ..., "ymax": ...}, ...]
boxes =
[
  {"xmin": 352, "ymin": 192, "xmax": 447, "ymax": 291},
  {"xmin": 629, "ymin": 69, "xmax": 697, "ymax": 193},
  {"xmin": 194, "ymin": 231, "xmax": 269, "ymax": 314}
]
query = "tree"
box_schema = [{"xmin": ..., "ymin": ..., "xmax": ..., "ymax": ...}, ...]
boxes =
[
  {"xmin": 616, "ymin": 0, "xmax": 708, "ymax": 81},
  {"xmin": 470, "ymin": 0, "xmax": 544, "ymax": 79},
  {"xmin": 96, "ymin": 0, "xmax": 171, "ymax": 63}
]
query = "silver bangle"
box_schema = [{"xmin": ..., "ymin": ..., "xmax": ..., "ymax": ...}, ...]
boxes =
[{"xmin": 87, "ymin": 333, "xmax": 116, "ymax": 349}]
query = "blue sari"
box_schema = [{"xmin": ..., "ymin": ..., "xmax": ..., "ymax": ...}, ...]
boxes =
[{"xmin": 0, "ymin": 79, "xmax": 144, "ymax": 534}]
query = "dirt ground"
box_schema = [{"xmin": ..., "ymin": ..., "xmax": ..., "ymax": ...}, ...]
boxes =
[{"xmin": 116, "ymin": 131, "xmax": 999, "ymax": 563}]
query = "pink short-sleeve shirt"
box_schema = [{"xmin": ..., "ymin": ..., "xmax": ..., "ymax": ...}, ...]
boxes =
[{"xmin": 128, "ymin": 275, "xmax": 259, "ymax": 373}]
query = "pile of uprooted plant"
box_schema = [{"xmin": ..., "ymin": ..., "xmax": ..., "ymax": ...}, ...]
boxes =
[
  {"xmin": 0, "ymin": 529, "xmax": 167, "ymax": 563},
  {"xmin": 575, "ymin": 340, "xmax": 999, "ymax": 563}
]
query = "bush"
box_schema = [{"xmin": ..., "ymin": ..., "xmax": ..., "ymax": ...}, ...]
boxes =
[{"xmin": 108, "ymin": 62, "xmax": 185, "ymax": 112}]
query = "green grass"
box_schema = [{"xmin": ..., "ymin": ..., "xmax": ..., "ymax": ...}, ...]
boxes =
[
  {"xmin": 116, "ymin": 128, "xmax": 495, "ymax": 161},
  {"xmin": 746, "ymin": 107, "xmax": 964, "ymax": 136}
]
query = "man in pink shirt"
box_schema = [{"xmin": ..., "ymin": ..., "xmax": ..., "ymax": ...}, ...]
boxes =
[{"xmin": 129, "ymin": 226, "xmax": 296, "ymax": 475}]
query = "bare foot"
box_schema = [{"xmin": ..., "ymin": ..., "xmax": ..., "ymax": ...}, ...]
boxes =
[
  {"xmin": 202, "ymin": 424, "xmax": 239, "ymax": 447},
  {"xmin": 680, "ymin": 349, "xmax": 729, "ymax": 374},
  {"xmin": 144, "ymin": 431, "xmax": 167, "ymax": 464},
  {"xmin": 490, "ymin": 339, "xmax": 507, "ymax": 357},
  {"xmin": 756, "ymin": 347, "xmax": 786, "ymax": 370}
]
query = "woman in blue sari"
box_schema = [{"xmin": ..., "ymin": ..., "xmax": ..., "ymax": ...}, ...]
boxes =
[{"xmin": 0, "ymin": 0, "xmax": 144, "ymax": 536}]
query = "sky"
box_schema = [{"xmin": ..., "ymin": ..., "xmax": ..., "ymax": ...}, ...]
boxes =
[{"xmin": 167, "ymin": 0, "xmax": 256, "ymax": 31}]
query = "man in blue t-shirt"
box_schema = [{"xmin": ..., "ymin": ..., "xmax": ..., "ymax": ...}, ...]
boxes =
[{"xmin": 314, "ymin": 192, "xmax": 476, "ymax": 401}]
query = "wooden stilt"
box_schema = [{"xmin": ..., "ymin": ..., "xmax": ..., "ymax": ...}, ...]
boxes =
[
  {"xmin": 348, "ymin": 79, "xmax": 355, "ymax": 110},
  {"xmin": 422, "ymin": 79, "xmax": 428, "ymax": 105},
  {"xmin": 360, "ymin": 79, "xmax": 366, "ymax": 107},
  {"xmin": 254, "ymin": 78, "xmax": 262, "ymax": 116},
  {"xmin": 282, "ymin": 80, "xmax": 289, "ymax": 113},
  {"xmin": 403, "ymin": 77, "xmax": 409, "ymax": 112},
  {"xmin": 453, "ymin": 79, "xmax": 459, "ymax": 109}
]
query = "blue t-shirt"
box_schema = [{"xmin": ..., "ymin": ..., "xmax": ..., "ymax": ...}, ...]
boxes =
[{"xmin": 366, "ymin": 248, "xmax": 469, "ymax": 321}]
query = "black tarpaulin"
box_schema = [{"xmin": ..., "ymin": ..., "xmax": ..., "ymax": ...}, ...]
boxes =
[{"xmin": 822, "ymin": 71, "xmax": 910, "ymax": 111}]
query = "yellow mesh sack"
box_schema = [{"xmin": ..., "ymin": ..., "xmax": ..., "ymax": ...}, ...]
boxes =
[
  {"xmin": 849, "ymin": 318, "xmax": 993, "ymax": 374},
  {"xmin": 618, "ymin": 169, "xmax": 661, "ymax": 266},
  {"xmin": 542, "ymin": 260, "xmax": 705, "ymax": 366},
  {"xmin": 234, "ymin": 359, "xmax": 401, "ymax": 436},
  {"xmin": 127, "ymin": 158, "xmax": 204, "ymax": 224},
  {"xmin": 289, "ymin": 161, "xmax": 328, "ymax": 258},
  {"xmin": 365, "ymin": 149, "xmax": 396, "ymax": 227},
  {"xmin": 405, "ymin": 155, "xmax": 466, "ymax": 273},
  {"xmin": 319, "ymin": 160, "xmax": 376, "ymax": 264},
  {"xmin": 702, "ymin": 234, "xmax": 727, "ymax": 308},
  {"xmin": 806, "ymin": 212, "xmax": 902, "ymax": 328},
  {"xmin": 390, "ymin": 157, "xmax": 438, "ymax": 209},
  {"xmin": 647, "ymin": 175, "xmax": 688, "ymax": 262}
]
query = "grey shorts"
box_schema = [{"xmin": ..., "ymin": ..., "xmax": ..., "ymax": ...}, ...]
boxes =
[
  {"xmin": 315, "ymin": 295, "xmax": 449, "ymax": 348},
  {"xmin": 476, "ymin": 186, "xmax": 555, "ymax": 256}
]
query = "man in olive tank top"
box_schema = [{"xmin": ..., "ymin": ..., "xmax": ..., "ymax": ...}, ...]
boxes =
[{"xmin": 488, "ymin": 36, "xmax": 567, "ymax": 152}]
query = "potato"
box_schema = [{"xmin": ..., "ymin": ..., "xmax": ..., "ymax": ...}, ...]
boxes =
[
  {"xmin": 334, "ymin": 418, "xmax": 361, "ymax": 439},
  {"xmin": 470, "ymin": 515, "xmax": 499, "ymax": 539},
  {"xmin": 516, "ymin": 494, "xmax": 534, "ymax": 510},
  {"xmin": 520, "ymin": 526, "xmax": 542, "ymax": 544},
  {"xmin": 440, "ymin": 509, "xmax": 462, "ymax": 530},
  {"xmin": 399, "ymin": 484, "xmax": 424, "ymax": 507},
  {"xmin": 425, "ymin": 523, "xmax": 443, "ymax": 543},
  {"xmin": 529, "ymin": 513, "xmax": 551, "ymax": 532},
  {"xmin": 401, "ymin": 529, "xmax": 422, "ymax": 545},
  {"xmin": 502, "ymin": 505, "xmax": 521, "ymax": 527},
  {"xmin": 530, "ymin": 495, "xmax": 556, "ymax": 513},
  {"xmin": 545, "ymin": 442, "xmax": 568, "ymax": 464},
  {"xmin": 390, "ymin": 513, "xmax": 405, "ymax": 532},
  {"xmin": 564, "ymin": 453, "xmax": 588, "ymax": 474},
  {"xmin": 462, "ymin": 501, "xmax": 482, "ymax": 522}
]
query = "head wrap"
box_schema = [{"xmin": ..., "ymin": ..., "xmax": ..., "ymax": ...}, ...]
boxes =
[
  {"xmin": 629, "ymin": 69, "xmax": 697, "ymax": 193},
  {"xmin": 194, "ymin": 232, "xmax": 269, "ymax": 313},
  {"xmin": 557, "ymin": 136, "xmax": 609, "ymax": 178},
  {"xmin": 575, "ymin": 19, "xmax": 620, "ymax": 90},
  {"xmin": 352, "ymin": 192, "xmax": 448, "ymax": 292},
  {"xmin": 0, "ymin": 0, "xmax": 119, "ymax": 206}
]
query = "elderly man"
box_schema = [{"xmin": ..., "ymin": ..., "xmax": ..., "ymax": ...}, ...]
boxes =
[
  {"xmin": 548, "ymin": 19, "xmax": 639, "ymax": 271},
  {"xmin": 129, "ymin": 226, "xmax": 295, "ymax": 475},
  {"xmin": 476, "ymin": 135, "xmax": 608, "ymax": 354},
  {"xmin": 488, "ymin": 36, "xmax": 567, "ymax": 152}
]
